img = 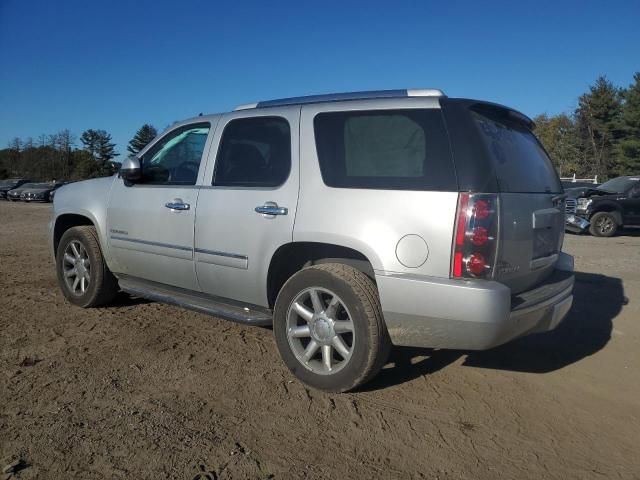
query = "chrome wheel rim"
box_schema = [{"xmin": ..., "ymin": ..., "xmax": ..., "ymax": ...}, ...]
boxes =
[
  {"xmin": 596, "ymin": 216, "xmax": 614, "ymax": 234},
  {"xmin": 286, "ymin": 287, "xmax": 355, "ymax": 375},
  {"xmin": 62, "ymin": 240, "xmax": 91, "ymax": 296}
]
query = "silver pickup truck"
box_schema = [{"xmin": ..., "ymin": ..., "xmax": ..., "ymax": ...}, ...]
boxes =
[{"xmin": 50, "ymin": 89, "xmax": 574, "ymax": 392}]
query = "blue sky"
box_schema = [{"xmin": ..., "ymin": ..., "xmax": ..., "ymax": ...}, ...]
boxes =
[{"xmin": 1, "ymin": 0, "xmax": 639, "ymax": 154}]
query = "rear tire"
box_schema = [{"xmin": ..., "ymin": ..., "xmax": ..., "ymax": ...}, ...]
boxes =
[
  {"xmin": 273, "ymin": 263, "xmax": 390, "ymax": 393},
  {"xmin": 56, "ymin": 226, "xmax": 119, "ymax": 307},
  {"xmin": 589, "ymin": 212, "xmax": 618, "ymax": 237}
]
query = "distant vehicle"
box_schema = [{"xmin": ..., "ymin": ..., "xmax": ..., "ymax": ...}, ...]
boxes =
[
  {"xmin": 50, "ymin": 88, "xmax": 574, "ymax": 392},
  {"xmin": 49, "ymin": 182, "xmax": 70, "ymax": 202},
  {"xmin": 565, "ymin": 176, "xmax": 640, "ymax": 236},
  {"xmin": 0, "ymin": 178, "xmax": 33, "ymax": 199},
  {"xmin": 20, "ymin": 182, "xmax": 65, "ymax": 203},
  {"xmin": 7, "ymin": 182, "xmax": 43, "ymax": 201},
  {"xmin": 562, "ymin": 180, "xmax": 600, "ymax": 189}
]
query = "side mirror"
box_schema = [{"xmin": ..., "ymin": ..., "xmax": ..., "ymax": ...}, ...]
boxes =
[{"xmin": 119, "ymin": 156, "xmax": 141, "ymax": 185}]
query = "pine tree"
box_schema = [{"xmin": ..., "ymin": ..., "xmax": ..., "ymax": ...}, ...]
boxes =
[
  {"xmin": 127, "ymin": 124, "xmax": 158, "ymax": 155},
  {"xmin": 82, "ymin": 129, "xmax": 119, "ymax": 176},
  {"xmin": 80, "ymin": 129, "xmax": 100, "ymax": 158},
  {"xmin": 574, "ymin": 76, "xmax": 623, "ymax": 180},
  {"xmin": 95, "ymin": 130, "xmax": 119, "ymax": 175},
  {"xmin": 616, "ymin": 72, "xmax": 640, "ymax": 174}
]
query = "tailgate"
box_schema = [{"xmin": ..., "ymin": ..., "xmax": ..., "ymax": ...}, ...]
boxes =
[
  {"xmin": 497, "ymin": 193, "xmax": 565, "ymax": 294},
  {"xmin": 466, "ymin": 103, "xmax": 565, "ymax": 294}
]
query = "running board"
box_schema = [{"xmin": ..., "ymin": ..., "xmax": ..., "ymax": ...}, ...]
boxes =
[{"xmin": 117, "ymin": 277, "xmax": 272, "ymax": 326}]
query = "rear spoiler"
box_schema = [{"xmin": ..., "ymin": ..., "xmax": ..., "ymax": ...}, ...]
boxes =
[{"xmin": 446, "ymin": 98, "xmax": 535, "ymax": 130}]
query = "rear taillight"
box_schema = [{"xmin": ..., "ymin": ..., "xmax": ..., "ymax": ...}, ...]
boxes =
[{"xmin": 451, "ymin": 193, "xmax": 499, "ymax": 279}]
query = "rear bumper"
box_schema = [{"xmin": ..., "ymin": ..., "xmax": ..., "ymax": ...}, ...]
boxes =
[{"xmin": 377, "ymin": 252, "xmax": 574, "ymax": 350}]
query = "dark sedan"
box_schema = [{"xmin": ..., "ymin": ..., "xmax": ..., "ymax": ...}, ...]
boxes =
[
  {"xmin": 20, "ymin": 182, "xmax": 65, "ymax": 202},
  {"xmin": 7, "ymin": 182, "xmax": 46, "ymax": 201},
  {"xmin": 0, "ymin": 178, "xmax": 33, "ymax": 199}
]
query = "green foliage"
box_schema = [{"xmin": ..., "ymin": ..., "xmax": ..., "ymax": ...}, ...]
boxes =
[
  {"xmin": 80, "ymin": 128, "xmax": 119, "ymax": 176},
  {"xmin": 615, "ymin": 73, "xmax": 640, "ymax": 174},
  {"xmin": 0, "ymin": 128, "xmax": 119, "ymax": 181},
  {"xmin": 533, "ymin": 113, "xmax": 581, "ymax": 176},
  {"xmin": 127, "ymin": 124, "xmax": 158, "ymax": 155},
  {"xmin": 534, "ymin": 73, "xmax": 639, "ymax": 180}
]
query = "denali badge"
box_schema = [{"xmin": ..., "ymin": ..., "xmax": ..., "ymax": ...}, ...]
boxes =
[{"xmin": 497, "ymin": 262, "xmax": 520, "ymax": 274}]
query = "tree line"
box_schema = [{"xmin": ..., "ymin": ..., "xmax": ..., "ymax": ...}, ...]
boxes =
[
  {"xmin": 1, "ymin": 73, "xmax": 639, "ymax": 182},
  {"xmin": 533, "ymin": 73, "xmax": 639, "ymax": 179},
  {"xmin": 0, "ymin": 124, "xmax": 157, "ymax": 181}
]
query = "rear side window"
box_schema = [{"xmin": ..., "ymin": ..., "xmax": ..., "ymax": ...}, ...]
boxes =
[
  {"xmin": 213, "ymin": 116, "xmax": 291, "ymax": 187},
  {"xmin": 471, "ymin": 108, "xmax": 562, "ymax": 193},
  {"xmin": 314, "ymin": 109, "xmax": 455, "ymax": 190}
]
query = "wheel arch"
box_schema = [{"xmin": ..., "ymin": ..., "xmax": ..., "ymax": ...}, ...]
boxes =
[
  {"xmin": 266, "ymin": 241, "xmax": 376, "ymax": 308},
  {"xmin": 53, "ymin": 213, "xmax": 97, "ymax": 258},
  {"xmin": 592, "ymin": 203, "xmax": 623, "ymax": 225}
]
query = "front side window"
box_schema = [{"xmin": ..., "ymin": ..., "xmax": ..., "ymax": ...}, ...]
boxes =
[
  {"xmin": 313, "ymin": 109, "xmax": 455, "ymax": 190},
  {"xmin": 140, "ymin": 123, "xmax": 210, "ymax": 185},
  {"xmin": 213, "ymin": 116, "xmax": 291, "ymax": 187}
]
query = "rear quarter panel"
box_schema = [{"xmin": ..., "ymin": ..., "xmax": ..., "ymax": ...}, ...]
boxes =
[{"xmin": 296, "ymin": 99, "xmax": 458, "ymax": 277}]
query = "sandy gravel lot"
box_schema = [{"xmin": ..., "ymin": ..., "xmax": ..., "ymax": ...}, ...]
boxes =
[{"xmin": 1, "ymin": 201, "xmax": 639, "ymax": 479}]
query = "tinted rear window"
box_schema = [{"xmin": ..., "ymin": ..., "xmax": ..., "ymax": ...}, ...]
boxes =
[
  {"xmin": 471, "ymin": 107, "xmax": 562, "ymax": 193},
  {"xmin": 314, "ymin": 109, "xmax": 455, "ymax": 190}
]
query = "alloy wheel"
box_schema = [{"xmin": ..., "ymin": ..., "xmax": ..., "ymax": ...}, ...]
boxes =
[
  {"xmin": 286, "ymin": 287, "xmax": 355, "ymax": 375},
  {"xmin": 62, "ymin": 240, "xmax": 91, "ymax": 295},
  {"xmin": 596, "ymin": 216, "xmax": 614, "ymax": 235}
]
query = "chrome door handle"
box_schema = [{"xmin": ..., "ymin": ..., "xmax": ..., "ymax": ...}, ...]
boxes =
[
  {"xmin": 165, "ymin": 201, "xmax": 190, "ymax": 211},
  {"xmin": 255, "ymin": 204, "xmax": 288, "ymax": 216}
]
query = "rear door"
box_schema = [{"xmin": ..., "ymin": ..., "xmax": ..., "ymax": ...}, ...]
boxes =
[
  {"xmin": 194, "ymin": 106, "xmax": 300, "ymax": 307},
  {"xmin": 469, "ymin": 106, "xmax": 565, "ymax": 294}
]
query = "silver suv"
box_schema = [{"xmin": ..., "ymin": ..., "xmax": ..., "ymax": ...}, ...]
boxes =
[{"xmin": 50, "ymin": 89, "xmax": 574, "ymax": 392}]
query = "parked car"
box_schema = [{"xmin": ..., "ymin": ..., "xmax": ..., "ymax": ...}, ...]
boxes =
[
  {"xmin": 565, "ymin": 176, "xmax": 640, "ymax": 236},
  {"xmin": 6, "ymin": 182, "xmax": 42, "ymax": 201},
  {"xmin": 50, "ymin": 89, "xmax": 574, "ymax": 392},
  {"xmin": 20, "ymin": 181, "xmax": 65, "ymax": 203},
  {"xmin": 0, "ymin": 178, "xmax": 33, "ymax": 199}
]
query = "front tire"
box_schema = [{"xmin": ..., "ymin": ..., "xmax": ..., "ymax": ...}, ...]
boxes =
[
  {"xmin": 589, "ymin": 212, "xmax": 618, "ymax": 237},
  {"xmin": 273, "ymin": 263, "xmax": 390, "ymax": 393},
  {"xmin": 56, "ymin": 226, "xmax": 119, "ymax": 307}
]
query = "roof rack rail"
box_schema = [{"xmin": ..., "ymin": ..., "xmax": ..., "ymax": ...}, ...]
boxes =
[{"xmin": 234, "ymin": 88, "xmax": 445, "ymax": 111}]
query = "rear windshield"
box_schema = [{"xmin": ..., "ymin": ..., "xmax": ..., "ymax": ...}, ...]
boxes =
[
  {"xmin": 471, "ymin": 107, "xmax": 562, "ymax": 193},
  {"xmin": 314, "ymin": 109, "xmax": 456, "ymax": 190}
]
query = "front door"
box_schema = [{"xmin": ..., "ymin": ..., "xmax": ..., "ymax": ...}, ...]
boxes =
[
  {"xmin": 107, "ymin": 121, "xmax": 215, "ymax": 290},
  {"xmin": 194, "ymin": 107, "xmax": 300, "ymax": 306}
]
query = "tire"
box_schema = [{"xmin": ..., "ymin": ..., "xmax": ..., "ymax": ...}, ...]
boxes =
[
  {"xmin": 589, "ymin": 211, "xmax": 618, "ymax": 237},
  {"xmin": 273, "ymin": 263, "xmax": 391, "ymax": 393},
  {"xmin": 56, "ymin": 226, "xmax": 119, "ymax": 307}
]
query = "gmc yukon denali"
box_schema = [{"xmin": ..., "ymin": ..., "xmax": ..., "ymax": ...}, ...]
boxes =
[{"xmin": 50, "ymin": 89, "xmax": 574, "ymax": 392}]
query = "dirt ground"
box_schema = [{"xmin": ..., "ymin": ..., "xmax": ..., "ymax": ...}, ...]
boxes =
[{"xmin": 1, "ymin": 201, "xmax": 639, "ymax": 480}]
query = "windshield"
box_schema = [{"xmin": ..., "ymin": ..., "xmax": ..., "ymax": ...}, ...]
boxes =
[{"xmin": 597, "ymin": 177, "xmax": 639, "ymax": 193}]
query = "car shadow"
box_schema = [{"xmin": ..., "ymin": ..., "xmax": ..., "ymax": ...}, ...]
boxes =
[
  {"xmin": 110, "ymin": 292, "xmax": 152, "ymax": 307},
  {"xmin": 360, "ymin": 271, "xmax": 625, "ymax": 391}
]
